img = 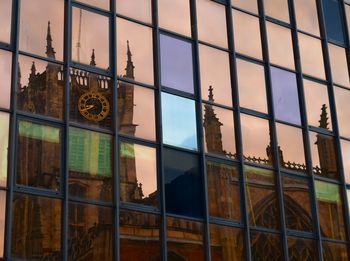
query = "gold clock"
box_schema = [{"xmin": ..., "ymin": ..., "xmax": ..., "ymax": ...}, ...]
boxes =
[{"xmin": 78, "ymin": 91, "xmax": 110, "ymax": 122}]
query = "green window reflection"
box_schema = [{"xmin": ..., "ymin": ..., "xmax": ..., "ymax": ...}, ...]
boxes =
[
  {"xmin": 0, "ymin": 190, "xmax": 5, "ymax": 258},
  {"xmin": 0, "ymin": 0, "xmax": 12, "ymax": 44},
  {"xmin": 0, "ymin": 50, "xmax": 12, "ymax": 110},
  {"xmin": 0, "ymin": 113, "xmax": 9, "ymax": 187}
]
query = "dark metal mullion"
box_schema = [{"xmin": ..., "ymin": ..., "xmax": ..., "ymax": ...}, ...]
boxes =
[{"xmin": 258, "ymin": 0, "xmax": 289, "ymax": 259}]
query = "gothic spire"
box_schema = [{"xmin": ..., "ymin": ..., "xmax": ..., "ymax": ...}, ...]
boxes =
[
  {"xmin": 30, "ymin": 61, "xmax": 36, "ymax": 80},
  {"xmin": 17, "ymin": 62, "xmax": 22, "ymax": 91},
  {"xmin": 90, "ymin": 49, "xmax": 96, "ymax": 66},
  {"xmin": 319, "ymin": 104, "xmax": 329, "ymax": 129},
  {"xmin": 208, "ymin": 86, "xmax": 214, "ymax": 102},
  {"xmin": 46, "ymin": 21, "xmax": 56, "ymax": 59},
  {"xmin": 124, "ymin": 40, "xmax": 135, "ymax": 79}
]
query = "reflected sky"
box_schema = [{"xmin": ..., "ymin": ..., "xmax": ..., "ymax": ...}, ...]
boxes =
[
  {"xmin": 232, "ymin": 0, "xmax": 258, "ymax": 14},
  {"xmin": 265, "ymin": 0, "xmax": 290, "ymax": 23},
  {"xmin": 0, "ymin": 191, "xmax": 5, "ymax": 258},
  {"xmin": 76, "ymin": 0, "xmax": 109, "ymax": 10},
  {"xmin": 328, "ymin": 44, "xmax": 350, "ymax": 87},
  {"xmin": 335, "ymin": 86, "xmax": 350, "ymax": 138},
  {"xmin": 117, "ymin": 0, "xmax": 152, "ymax": 24},
  {"xmin": 341, "ymin": 139, "xmax": 350, "ymax": 183},
  {"xmin": 0, "ymin": 50, "xmax": 12, "ymax": 109},
  {"xmin": 0, "ymin": 0, "xmax": 12, "ymax": 43},
  {"xmin": 0, "ymin": 113, "xmax": 9, "ymax": 187},
  {"xmin": 162, "ymin": 93, "xmax": 197, "ymax": 150},
  {"xmin": 294, "ymin": 0, "xmax": 320, "ymax": 36}
]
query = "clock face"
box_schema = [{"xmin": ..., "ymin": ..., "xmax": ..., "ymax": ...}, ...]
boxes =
[{"xmin": 78, "ymin": 91, "xmax": 110, "ymax": 122}]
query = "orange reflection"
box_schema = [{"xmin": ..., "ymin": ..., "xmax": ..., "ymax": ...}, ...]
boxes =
[
  {"xmin": 346, "ymin": 6, "xmax": 350, "ymax": 41},
  {"xmin": 323, "ymin": 241, "xmax": 349, "ymax": 260},
  {"xmin": 0, "ymin": 191, "xmax": 4, "ymax": 257},
  {"xmin": 294, "ymin": 0, "xmax": 320, "ymax": 36},
  {"xmin": 335, "ymin": 86, "xmax": 350, "ymax": 138},
  {"xmin": 341, "ymin": 139, "xmax": 350, "ymax": 183},
  {"xmin": 0, "ymin": 0, "xmax": 12, "ymax": 43},
  {"xmin": 232, "ymin": 0, "xmax": 258, "ymax": 14},
  {"xmin": 0, "ymin": 113, "xmax": 9, "ymax": 187},
  {"xmin": 0, "ymin": 50, "xmax": 11, "ymax": 109},
  {"xmin": 328, "ymin": 44, "xmax": 350, "ymax": 87},
  {"xmin": 117, "ymin": 0, "xmax": 152, "ymax": 24},
  {"xmin": 265, "ymin": 0, "xmax": 290, "ymax": 23},
  {"xmin": 76, "ymin": 0, "xmax": 109, "ymax": 10},
  {"xmin": 288, "ymin": 237, "xmax": 317, "ymax": 259}
]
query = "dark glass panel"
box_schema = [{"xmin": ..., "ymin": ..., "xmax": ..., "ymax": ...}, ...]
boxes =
[
  {"xmin": 346, "ymin": 5, "xmax": 350, "ymax": 41},
  {"xmin": 68, "ymin": 202, "xmax": 113, "ymax": 260},
  {"xmin": 282, "ymin": 176, "xmax": 313, "ymax": 232},
  {"xmin": 271, "ymin": 67, "xmax": 301, "ymax": 125},
  {"xmin": 210, "ymin": 224, "xmax": 244, "ymax": 261},
  {"xmin": 16, "ymin": 120, "xmax": 61, "ymax": 191},
  {"xmin": 70, "ymin": 69, "xmax": 112, "ymax": 129},
  {"xmin": 232, "ymin": 10, "xmax": 262, "ymax": 60},
  {"xmin": 250, "ymin": 231, "xmax": 283, "ymax": 260},
  {"xmin": 0, "ymin": 191, "xmax": 5, "ymax": 257},
  {"xmin": 241, "ymin": 114, "xmax": 271, "ymax": 166},
  {"xmin": 322, "ymin": 241, "xmax": 349, "ymax": 260},
  {"xmin": 267, "ymin": 22, "xmax": 295, "ymax": 70},
  {"xmin": 158, "ymin": 0, "xmax": 191, "ymax": 36},
  {"xmin": 276, "ymin": 123, "xmax": 306, "ymax": 173},
  {"xmin": 197, "ymin": 0, "xmax": 228, "ymax": 48},
  {"xmin": 298, "ymin": 33, "xmax": 325, "ymax": 79},
  {"xmin": 118, "ymin": 82, "xmax": 156, "ymax": 141},
  {"xmin": 304, "ymin": 79, "xmax": 332, "ymax": 130},
  {"xmin": 117, "ymin": 18, "xmax": 154, "ymax": 85},
  {"xmin": 199, "ymin": 44, "xmax": 232, "ymax": 107},
  {"xmin": 207, "ymin": 160, "xmax": 241, "ymax": 220},
  {"xmin": 164, "ymin": 148, "xmax": 203, "ymax": 218},
  {"xmin": 167, "ymin": 217, "xmax": 205, "ymax": 261},
  {"xmin": 288, "ymin": 237, "xmax": 317, "ymax": 260},
  {"xmin": 75, "ymin": 0, "xmax": 109, "ymax": 10},
  {"xmin": 17, "ymin": 55, "xmax": 64, "ymax": 119},
  {"xmin": 237, "ymin": 59, "xmax": 267, "ymax": 113},
  {"xmin": 309, "ymin": 131, "xmax": 338, "ymax": 179},
  {"xmin": 0, "ymin": 0, "xmax": 12, "ymax": 43},
  {"xmin": 322, "ymin": 0, "xmax": 346, "ymax": 44},
  {"xmin": 328, "ymin": 44, "xmax": 350, "ymax": 87},
  {"xmin": 11, "ymin": 193, "xmax": 61, "ymax": 260},
  {"xmin": 202, "ymin": 105, "xmax": 235, "ymax": 158},
  {"xmin": 315, "ymin": 181, "xmax": 346, "ymax": 240},
  {"xmin": 72, "ymin": 7, "xmax": 109, "ymax": 69},
  {"xmin": 335, "ymin": 86, "xmax": 350, "ymax": 138},
  {"xmin": 245, "ymin": 166, "xmax": 280, "ymax": 229},
  {"xmin": 232, "ymin": 0, "xmax": 258, "ymax": 14},
  {"xmin": 120, "ymin": 142, "xmax": 158, "ymax": 207},
  {"xmin": 117, "ymin": 0, "xmax": 152, "ymax": 24},
  {"xmin": 120, "ymin": 210, "xmax": 161, "ymax": 261},
  {"xmin": 294, "ymin": 0, "xmax": 320, "ymax": 36},
  {"xmin": 0, "ymin": 50, "xmax": 12, "ymax": 109},
  {"xmin": 160, "ymin": 34, "xmax": 194, "ymax": 93},
  {"xmin": 69, "ymin": 127, "xmax": 113, "ymax": 202},
  {"xmin": 265, "ymin": 0, "xmax": 289, "ymax": 23},
  {"xmin": 162, "ymin": 93, "xmax": 198, "ymax": 150},
  {"xmin": 0, "ymin": 113, "xmax": 9, "ymax": 187},
  {"xmin": 341, "ymin": 139, "xmax": 350, "ymax": 183}
]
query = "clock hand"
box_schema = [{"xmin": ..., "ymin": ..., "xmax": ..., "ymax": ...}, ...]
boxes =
[{"xmin": 80, "ymin": 104, "xmax": 95, "ymax": 112}]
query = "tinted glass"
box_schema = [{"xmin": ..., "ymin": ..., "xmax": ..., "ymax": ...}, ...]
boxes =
[
  {"xmin": 322, "ymin": 0, "xmax": 345, "ymax": 44},
  {"xmin": 17, "ymin": 55, "xmax": 64, "ymax": 119},
  {"xmin": 237, "ymin": 59, "xmax": 267, "ymax": 113},
  {"xmin": 199, "ymin": 45, "xmax": 232, "ymax": 107},
  {"xmin": 329, "ymin": 44, "xmax": 350, "ymax": 87},
  {"xmin": 233, "ymin": 10, "xmax": 262, "ymax": 60},
  {"xmin": 323, "ymin": 241, "xmax": 349, "ymax": 260},
  {"xmin": 117, "ymin": 18, "xmax": 154, "ymax": 85},
  {"xmin": 271, "ymin": 67, "xmax": 301, "ymax": 125},
  {"xmin": 346, "ymin": 5, "xmax": 350, "ymax": 41},
  {"xmin": 294, "ymin": 0, "xmax": 320, "ymax": 36},
  {"xmin": 250, "ymin": 231, "xmax": 283, "ymax": 260},
  {"xmin": 0, "ymin": 113, "xmax": 9, "ymax": 187},
  {"xmin": 203, "ymin": 105, "xmax": 235, "ymax": 158},
  {"xmin": 340, "ymin": 139, "xmax": 350, "ymax": 183},
  {"xmin": 117, "ymin": 0, "xmax": 152, "ymax": 24},
  {"xmin": 232, "ymin": 0, "xmax": 258, "ymax": 14},
  {"xmin": 0, "ymin": 0, "xmax": 12, "ymax": 44},
  {"xmin": 69, "ymin": 127, "xmax": 113, "ymax": 202},
  {"xmin": 207, "ymin": 161, "xmax": 241, "ymax": 220},
  {"xmin": 16, "ymin": 120, "xmax": 61, "ymax": 191},
  {"xmin": 19, "ymin": 0, "xmax": 64, "ymax": 60},
  {"xmin": 72, "ymin": 7, "xmax": 109, "ymax": 69},
  {"xmin": 76, "ymin": 0, "xmax": 109, "ymax": 10},
  {"xmin": 11, "ymin": 193, "xmax": 61, "ymax": 260},
  {"xmin": 335, "ymin": 86, "xmax": 350, "ymax": 138},
  {"xmin": 265, "ymin": 0, "xmax": 289, "ymax": 23},
  {"xmin": 162, "ymin": 93, "xmax": 198, "ymax": 150},
  {"xmin": 0, "ymin": 50, "xmax": 12, "ymax": 109},
  {"xmin": 120, "ymin": 142, "xmax": 158, "ymax": 207},
  {"xmin": 0, "ymin": 191, "xmax": 5, "ymax": 257},
  {"xmin": 160, "ymin": 34, "xmax": 194, "ymax": 93},
  {"xmin": 288, "ymin": 237, "xmax": 317, "ymax": 260},
  {"xmin": 164, "ymin": 148, "xmax": 203, "ymax": 218},
  {"xmin": 118, "ymin": 82, "xmax": 156, "ymax": 141}
]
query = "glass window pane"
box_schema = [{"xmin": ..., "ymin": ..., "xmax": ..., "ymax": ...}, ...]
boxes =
[
  {"xmin": 199, "ymin": 45, "xmax": 232, "ymax": 107},
  {"xmin": 304, "ymin": 79, "xmax": 332, "ymax": 130},
  {"xmin": 0, "ymin": 50, "xmax": 12, "ymax": 109},
  {"xmin": 233, "ymin": 10, "xmax": 262, "ymax": 60},
  {"xmin": 120, "ymin": 210, "xmax": 161, "ymax": 261},
  {"xmin": 241, "ymin": 114, "xmax": 271, "ymax": 166},
  {"xmin": 0, "ymin": 191, "xmax": 5, "ymax": 258},
  {"xmin": 288, "ymin": 237, "xmax": 318, "ymax": 260},
  {"xmin": 0, "ymin": 0, "xmax": 12, "ymax": 44},
  {"xmin": 237, "ymin": 59, "xmax": 267, "ymax": 113},
  {"xmin": 197, "ymin": 0, "xmax": 228, "ymax": 48},
  {"xmin": 158, "ymin": 0, "xmax": 191, "ymax": 36},
  {"xmin": 210, "ymin": 224, "xmax": 245, "ymax": 261},
  {"xmin": 20, "ymin": 0, "xmax": 64, "ymax": 60},
  {"xmin": 164, "ymin": 148, "xmax": 203, "ymax": 218},
  {"xmin": 207, "ymin": 160, "xmax": 241, "ymax": 221},
  {"xmin": 16, "ymin": 120, "xmax": 61, "ymax": 191},
  {"xmin": 232, "ymin": 0, "xmax": 258, "ymax": 14},
  {"xmin": 251, "ymin": 231, "xmax": 283, "ymax": 260},
  {"xmin": 69, "ymin": 127, "xmax": 113, "ymax": 202},
  {"xmin": 68, "ymin": 202, "xmax": 113, "ymax": 260},
  {"xmin": 267, "ymin": 22, "xmax": 295, "ymax": 70},
  {"xmin": 265, "ymin": 0, "xmax": 289, "ymax": 23},
  {"xmin": 117, "ymin": 0, "xmax": 152, "ymax": 24},
  {"xmin": 335, "ymin": 86, "xmax": 350, "ymax": 138},
  {"xmin": 328, "ymin": 44, "xmax": 350, "ymax": 87},
  {"xmin": 75, "ymin": 0, "xmax": 109, "ymax": 10},
  {"xmin": 160, "ymin": 34, "xmax": 194, "ymax": 93},
  {"xmin": 17, "ymin": 55, "xmax": 64, "ymax": 119},
  {"xmin": 283, "ymin": 176, "xmax": 313, "ymax": 232},
  {"xmin": 340, "ymin": 139, "xmax": 350, "ymax": 183},
  {"xmin": 298, "ymin": 33, "xmax": 325, "ymax": 79},
  {"xmin": 167, "ymin": 217, "xmax": 205, "ymax": 260},
  {"xmin": 0, "ymin": 113, "xmax": 9, "ymax": 187},
  {"xmin": 117, "ymin": 18, "xmax": 154, "ymax": 85},
  {"xmin": 118, "ymin": 82, "xmax": 156, "ymax": 141},
  {"xmin": 294, "ymin": 0, "xmax": 320, "ymax": 36},
  {"xmin": 271, "ymin": 67, "xmax": 301, "ymax": 125},
  {"xmin": 120, "ymin": 142, "xmax": 158, "ymax": 207},
  {"xmin": 276, "ymin": 123, "xmax": 306, "ymax": 172},
  {"xmin": 162, "ymin": 93, "xmax": 198, "ymax": 150},
  {"xmin": 309, "ymin": 131, "xmax": 338, "ymax": 179},
  {"xmin": 316, "ymin": 181, "xmax": 346, "ymax": 240},
  {"xmin": 322, "ymin": 0, "xmax": 346, "ymax": 44},
  {"xmin": 203, "ymin": 105, "xmax": 235, "ymax": 158},
  {"xmin": 11, "ymin": 193, "xmax": 61, "ymax": 260},
  {"xmin": 323, "ymin": 241, "xmax": 349, "ymax": 260},
  {"xmin": 70, "ymin": 69, "xmax": 112, "ymax": 129},
  {"xmin": 72, "ymin": 7, "xmax": 109, "ymax": 69},
  {"xmin": 346, "ymin": 5, "xmax": 350, "ymax": 41}
]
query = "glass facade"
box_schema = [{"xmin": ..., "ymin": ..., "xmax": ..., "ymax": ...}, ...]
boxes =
[{"xmin": 1, "ymin": 0, "xmax": 350, "ymax": 260}]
